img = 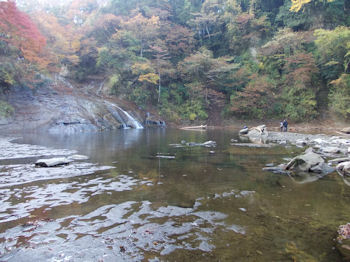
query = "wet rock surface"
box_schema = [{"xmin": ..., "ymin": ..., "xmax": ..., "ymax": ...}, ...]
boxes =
[{"xmin": 1, "ymin": 83, "xmax": 148, "ymax": 134}]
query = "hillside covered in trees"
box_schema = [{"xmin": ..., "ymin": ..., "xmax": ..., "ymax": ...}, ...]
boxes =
[{"xmin": 0, "ymin": 0, "xmax": 349, "ymax": 124}]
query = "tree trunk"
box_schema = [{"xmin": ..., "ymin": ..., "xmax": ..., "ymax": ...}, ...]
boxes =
[
  {"xmin": 140, "ymin": 38, "xmax": 143, "ymax": 57},
  {"xmin": 205, "ymin": 25, "xmax": 210, "ymax": 39},
  {"xmin": 158, "ymin": 71, "xmax": 161, "ymax": 103}
]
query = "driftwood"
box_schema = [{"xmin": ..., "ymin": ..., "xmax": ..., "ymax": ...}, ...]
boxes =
[{"xmin": 180, "ymin": 125, "xmax": 207, "ymax": 130}]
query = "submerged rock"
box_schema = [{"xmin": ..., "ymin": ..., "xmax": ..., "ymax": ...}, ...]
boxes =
[
  {"xmin": 262, "ymin": 165, "xmax": 289, "ymax": 175},
  {"xmin": 170, "ymin": 140, "xmax": 216, "ymax": 148}
]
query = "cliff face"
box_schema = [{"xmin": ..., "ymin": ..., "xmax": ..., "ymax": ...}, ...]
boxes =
[{"xmin": 0, "ymin": 78, "xmax": 149, "ymax": 134}]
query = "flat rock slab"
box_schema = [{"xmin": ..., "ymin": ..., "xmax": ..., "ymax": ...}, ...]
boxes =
[{"xmin": 35, "ymin": 157, "xmax": 73, "ymax": 167}]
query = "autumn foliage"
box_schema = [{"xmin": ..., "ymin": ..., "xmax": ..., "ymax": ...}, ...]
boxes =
[
  {"xmin": 1, "ymin": 0, "xmax": 349, "ymax": 122},
  {"xmin": 0, "ymin": 0, "xmax": 47, "ymax": 67}
]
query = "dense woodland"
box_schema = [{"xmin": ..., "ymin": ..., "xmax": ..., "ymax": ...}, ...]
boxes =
[{"xmin": 0, "ymin": 0, "xmax": 349, "ymax": 122}]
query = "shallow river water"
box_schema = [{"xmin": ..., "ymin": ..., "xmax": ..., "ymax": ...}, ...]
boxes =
[{"xmin": 1, "ymin": 129, "xmax": 350, "ymax": 261}]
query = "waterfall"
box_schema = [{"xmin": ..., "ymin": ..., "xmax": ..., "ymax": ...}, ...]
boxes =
[{"xmin": 105, "ymin": 101, "xmax": 144, "ymax": 129}]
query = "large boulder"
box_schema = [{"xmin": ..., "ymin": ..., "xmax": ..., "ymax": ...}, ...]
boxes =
[
  {"xmin": 341, "ymin": 127, "xmax": 350, "ymax": 134},
  {"xmin": 247, "ymin": 125, "xmax": 268, "ymax": 137},
  {"xmin": 285, "ymin": 151, "xmax": 327, "ymax": 173},
  {"xmin": 336, "ymin": 161, "xmax": 350, "ymax": 176}
]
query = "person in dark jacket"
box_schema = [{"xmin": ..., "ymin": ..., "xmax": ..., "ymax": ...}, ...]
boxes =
[{"xmin": 283, "ymin": 119, "xmax": 288, "ymax": 132}]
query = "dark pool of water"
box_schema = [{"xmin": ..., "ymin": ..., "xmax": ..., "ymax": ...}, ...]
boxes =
[{"xmin": 0, "ymin": 129, "xmax": 349, "ymax": 261}]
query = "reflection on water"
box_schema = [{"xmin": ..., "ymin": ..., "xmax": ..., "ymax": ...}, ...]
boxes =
[{"xmin": 0, "ymin": 129, "xmax": 349, "ymax": 261}]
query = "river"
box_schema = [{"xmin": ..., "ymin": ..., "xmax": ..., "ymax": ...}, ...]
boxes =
[{"xmin": 0, "ymin": 128, "xmax": 349, "ymax": 261}]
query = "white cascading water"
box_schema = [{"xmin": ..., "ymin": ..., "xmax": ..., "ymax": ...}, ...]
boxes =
[{"xmin": 105, "ymin": 101, "xmax": 144, "ymax": 129}]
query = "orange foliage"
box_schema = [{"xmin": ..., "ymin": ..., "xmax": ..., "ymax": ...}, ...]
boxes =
[{"xmin": 0, "ymin": 0, "xmax": 48, "ymax": 68}]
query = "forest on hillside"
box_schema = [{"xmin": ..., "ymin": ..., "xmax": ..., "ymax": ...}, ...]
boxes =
[{"xmin": 0, "ymin": 0, "xmax": 349, "ymax": 123}]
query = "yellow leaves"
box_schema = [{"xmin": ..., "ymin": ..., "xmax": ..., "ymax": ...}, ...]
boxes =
[
  {"xmin": 149, "ymin": 15, "xmax": 160, "ymax": 26},
  {"xmin": 132, "ymin": 62, "xmax": 158, "ymax": 85},
  {"xmin": 138, "ymin": 73, "xmax": 159, "ymax": 85},
  {"xmin": 131, "ymin": 62, "xmax": 153, "ymax": 75},
  {"xmin": 290, "ymin": 0, "xmax": 335, "ymax": 12},
  {"xmin": 290, "ymin": 0, "xmax": 312, "ymax": 12},
  {"xmin": 68, "ymin": 55, "xmax": 80, "ymax": 65},
  {"xmin": 71, "ymin": 39, "xmax": 81, "ymax": 51}
]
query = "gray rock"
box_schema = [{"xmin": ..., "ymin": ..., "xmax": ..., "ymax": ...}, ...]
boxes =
[
  {"xmin": 35, "ymin": 157, "xmax": 73, "ymax": 167},
  {"xmin": 341, "ymin": 127, "xmax": 350, "ymax": 134},
  {"xmin": 247, "ymin": 125, "xmax": 268, "ymax": 137},
  {"xmin": 202, "ymin": 141, "xmax": 217, "ymax": 147},
  {"xmin": 239, "ymin": 128, "xmax": 249, "ymax": 135},
  {"xmin": 304, "ymin": 147, "xmax": 315, "ymax": 154},
  {"xmin": 296, "ymin": 139, "xmax": 307, "ymax": 147},
  {"xmin": 285, "ymin": 152, "xmax": 326, "ymax": 174},
  {"xmin": 337, "ymin": 161, "xmax": 350, "ymax": 176},
  {"xmin": 329, "ymin": 157, "xmax": 350, "ymax": 165},
  {"xmin": 321, "ymin": 147, "xmax": 342, "ymax": 154}
]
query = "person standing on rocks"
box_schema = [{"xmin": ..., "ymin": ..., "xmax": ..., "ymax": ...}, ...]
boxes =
[
  {"xmin": 280, "ymin": 121, "xmax": 283, "ymax": 132},
  {"xmin": 283, "ymin": 119, "xmax": 288, "ymax": 132}
]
